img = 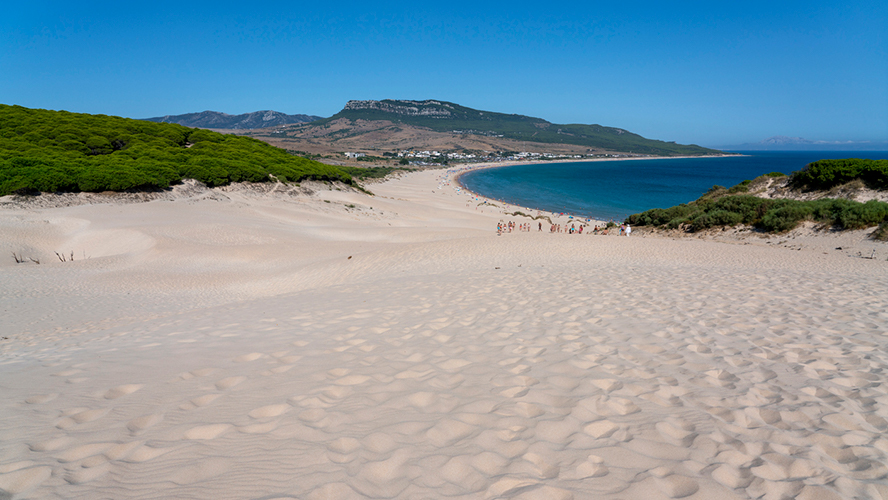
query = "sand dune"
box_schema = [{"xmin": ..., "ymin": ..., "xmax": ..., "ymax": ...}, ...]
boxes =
[{"xmin": 1, "ymin": 169, "xmax": 887, "ymax": 499}]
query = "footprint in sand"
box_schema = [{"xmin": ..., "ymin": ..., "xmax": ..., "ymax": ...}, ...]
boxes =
[
  {"xmin": 215, "ymin": 376, "xmax": 247, "ymax": 390},
  {"xmin": 521, "ymin": 452, "xmax": 560, "ymax": 479},
  {"xmin": 248, "ymin": 404, "xmax": 291, "ymax": 419},
  {"xmin": 103, "ymin": 441, "xmax": 144, "ymax": 460},
  {"xmin": 437, "ymin": 455, "xmax": 489, "ymax": 492},
  {"xmin": 425, "ymin": 419, "xmax": 476, "ymax": 447},
  {"xmin": 54, "ymin": 442, "xmax": 116, "ymax": 463},
  {"xmin": 29, "ymin": 436, "xmax": 72, "ymax": 452},
  {"xmin": 655, "ymin": 419, "xmax": 698, "ymax": 447},
  {"xmin": 650, "ymin": 467, "xmax": 700, "ymax": 498},
  {"xmin": 104, "ymin": 384, "xmax": 143, "ymax": 399},
  {"xmin": 180, "ymin": 368, "xmax": 215, "ymax": 380},
  {"xmin": 184, "ymin": 424, "xmax": 232, "ymax": 440},
  {"xmin": 122, "ymin": 444, "xmax": 176, "ymax": 463},
  {"xmin": 326, "ymin": 437, "xmax": 361, "ymax": 464},
  {"xmin": 65, "ymin": 461, "xmax": 111, "ymax": 485},
  {"xmin": 306, "ymin": 483, "xmax": 360, "ymax": 500},
  {"xmin": 56, "ymin": 408, "xmax": 110, "ymax": 429},
  {"xmin": 583, "ymin": 420, "xmax": 620, "ymax": 439},
  {"xmin": 711, "ymin": 464, "xmax": 755, "ymax": 489},
  {"xmin": 24, "ymin": 393, "xmax": 58, "ymax": 404},
  {"xmin": 179, "ymin": 394, "xmax": 222, "ymax": 410},
  {"xmin": 297, "ymin": 409, "xmax": 329, "ymax": 428},
  {"xmin": 576, "ymin": 455, "xmax": 609, "ymax": 478},
  {"xmin": 0, "ymin": 466, "xmax": 52, "ymax": 497},
  {"xmin": 233, "ymin": 352, "xmax": 263, "ymax": 363},
  {"xmin": 127, "ymin": 413, "xmax": 164, "ymax": 434}
]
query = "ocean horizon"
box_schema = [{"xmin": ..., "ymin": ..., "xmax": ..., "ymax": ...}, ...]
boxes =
[{"xmin": 456, "ymin": 151, "xmax": 888, "ymax": 221}]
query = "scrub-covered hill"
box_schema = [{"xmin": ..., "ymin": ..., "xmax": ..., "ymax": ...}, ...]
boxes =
[
  {"xmin": 311, "ymin": 99, "xmax": 721, "ymax": 156},
  {"xmin": 0, "ymin": 105, "xmax": 353, "ymax": 196}
]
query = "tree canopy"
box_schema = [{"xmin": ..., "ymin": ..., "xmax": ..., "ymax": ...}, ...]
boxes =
[{"xmin": 0, "ymin": 104, "xmax": 354, "ymax": 196}]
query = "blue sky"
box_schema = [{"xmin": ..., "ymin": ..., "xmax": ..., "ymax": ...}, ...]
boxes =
[{"xmin": 2, "ymin": 1, "xmax": 886, "ymax": 147}]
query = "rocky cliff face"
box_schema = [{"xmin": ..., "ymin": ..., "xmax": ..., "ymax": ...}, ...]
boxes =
[
  {"xmin": 144, "ymin": 110, "xmax": 321, "ymax": 129},
  {"xmin": 343, "ymin": 100, "xmax": 454, "ymax": 117}
]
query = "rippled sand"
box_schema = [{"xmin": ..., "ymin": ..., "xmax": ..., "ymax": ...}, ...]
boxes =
[{"xmin": 1, "ymin": 170, "xmax": 887, "ymax": 499}]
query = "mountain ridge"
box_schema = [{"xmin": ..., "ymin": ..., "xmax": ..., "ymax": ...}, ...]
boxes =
[
  {"xmin": 144, "ymin": 110, "xmax": 321, "ymax": 130},
  {"xmin": 721, "ymin": 135, "xmax": 888, "ymax": 151},
  {"xmin": 302, "ymin": 99, "xmax": 720, "ymax": 156}
]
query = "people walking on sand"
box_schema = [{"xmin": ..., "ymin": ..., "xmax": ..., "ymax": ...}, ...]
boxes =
[{"xmin": 625, "ymin": 224, "xmax": 631, "ymax": 236}]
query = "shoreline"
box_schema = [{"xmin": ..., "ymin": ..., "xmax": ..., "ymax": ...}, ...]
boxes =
[{"xmin": 449, "ymin": 154, "xmax": 740, "ymax": 223}]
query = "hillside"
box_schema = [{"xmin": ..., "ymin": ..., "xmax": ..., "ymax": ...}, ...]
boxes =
[
  {"xmin": 286, "ymin": 99, "xmax": 720, "ymax": 157},
  {"xmin": 144, "ymin": 110, "xmax": 321, "ymax": 129},
  {"xmin": 0, "ymin": 105, "xmax": 352, "ymax": 196}
]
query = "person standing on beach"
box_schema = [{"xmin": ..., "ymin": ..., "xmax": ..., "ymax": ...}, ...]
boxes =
[{"xmin": 625, "ymin": 224, "xmax": 631, "ymax": 236}]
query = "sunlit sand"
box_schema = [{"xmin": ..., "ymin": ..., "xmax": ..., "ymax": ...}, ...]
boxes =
[{"xmin": 1, "ymin": 169, "xmax": 886, "ymax": 499}]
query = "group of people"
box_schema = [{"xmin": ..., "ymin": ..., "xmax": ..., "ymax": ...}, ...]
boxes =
[
  {"xmin": 550, "ymin": 223, "xmax": 584, "ymax": 234},
  {"xmin": 497, "ymin": 221, "xmax": 537, "ymax": 233},
  {"xmin": 497, "ymin": 220, "xmax": 632, "ymax": 236}
]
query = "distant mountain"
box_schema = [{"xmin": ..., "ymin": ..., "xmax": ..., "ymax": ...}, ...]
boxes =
[
  {"xmin": 304, "ymin": 99, "xmax": 720, "ymax": 156},
  {"xmin": 721, "ymin": 136, "xmax": 888, "ymax": 151},
  {"xmin": 144, "ymin": 110, "xmax": 321, "ymax": 129}
]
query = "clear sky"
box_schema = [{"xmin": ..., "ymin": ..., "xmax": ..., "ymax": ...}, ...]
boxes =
[{"xmin": 2, "ymin": 0, "xmax": 886, "ymax": 147}]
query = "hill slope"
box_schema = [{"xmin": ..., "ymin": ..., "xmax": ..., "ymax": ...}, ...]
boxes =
[
  {"xmin": 303, "ymin": 99, "xmax": 719, "ymax": 156},
  {"xmin": 0, "ymin": 105, "xmax": 351, "ymax": 195},
  {"xmin": 144, "ymin": 110, "xmax": 321, "ymax": 129}
]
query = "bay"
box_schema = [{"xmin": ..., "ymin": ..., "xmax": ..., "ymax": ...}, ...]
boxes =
[{"xmin": 457, "ymin": 151, "xmax": 888, "ymax": 221}]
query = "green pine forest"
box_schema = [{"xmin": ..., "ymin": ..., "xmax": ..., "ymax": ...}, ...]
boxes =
[{"xmin": 0, "ymin": 105, "xmax": 354, "ymax": 196}]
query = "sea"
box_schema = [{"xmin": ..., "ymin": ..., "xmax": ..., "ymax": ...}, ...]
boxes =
[{"xmin": 456, "ymin": 151, "xmax": 888, "ymax": 222}]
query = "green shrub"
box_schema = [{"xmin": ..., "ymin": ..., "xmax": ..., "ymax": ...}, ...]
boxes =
[
  {"xmin": 691, "ymin": 209, "xmax": 743, "ymax": 230},
  {"xmin": 759, "ymin": 203, "xmax": 814, "ymax": 232},
  {"xmin": 791, "ymin": 159, "xmax": 888, "ymax": 190},
  {"xmin": 836, "ymin": 200, "xmax": 888, "ymax": 230},
  {"xmin": 727, "ymin": 180, "xmax": 751, "ymax": 194},
  {"xmin": 629, "ymin": 192, "xmax": 888, "ymax": 234},
  {"xmin": 0, "ymin": 104, "xmax": 355, "ymax": 195}
]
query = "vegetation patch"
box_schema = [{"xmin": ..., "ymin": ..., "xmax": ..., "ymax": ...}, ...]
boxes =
[
  {"xmin": 629, "ymin": 194, "xmax": 888, "ymax": 233},
  {"xmin": 506, "ymin": 211, "xmax": 552, "ymax": 223},
  {"xmin": 790, "ymin": 158, "xmax": 888, "ymax": 191},
  {"xmin": 0, "ymin": 105, "xmax": 355, "ymax": 196},
  {"xmin": 337, "ymin": 166, "xmax": 415, "ymax": 180},
  {"xmin": 873, "ymin": 221, "xmax": 888, "ymax": 241},
  {"xmin": 627, "ymin": 160, "xmax": 888, "ymax": 234}
]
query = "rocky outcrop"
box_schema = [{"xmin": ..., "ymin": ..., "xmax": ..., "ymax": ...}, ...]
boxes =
[{"xmin": 343, "ymin": 100, "xmax": 454, "ymax": 117}]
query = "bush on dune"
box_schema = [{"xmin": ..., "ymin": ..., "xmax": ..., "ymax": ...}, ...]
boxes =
[
  {"xmin": 790, "ymin": 159, "xmax": 888, "ymax": 191},
  {"xmin": 627, "ymin": 180, "xmax": 888, "ymax": 234}
]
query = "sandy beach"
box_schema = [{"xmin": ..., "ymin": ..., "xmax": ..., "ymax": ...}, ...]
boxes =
[{"xmin": 1, "ymin": 169, "xmax": 887, "ymax": 500}]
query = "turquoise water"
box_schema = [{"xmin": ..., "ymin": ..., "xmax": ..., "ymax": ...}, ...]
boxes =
[{"xmin": 457, "ymin": 151, "xmax": 888, "ymax": 221}]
